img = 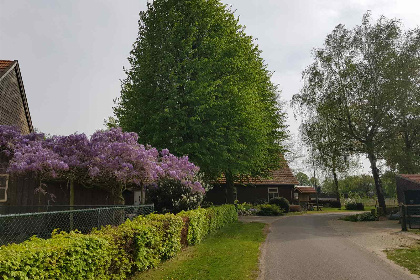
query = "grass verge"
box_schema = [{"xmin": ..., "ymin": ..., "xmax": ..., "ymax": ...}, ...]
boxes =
[
  {"xmin": 387, "ymin": 246, "xmax": 420, "ymax": 276},
  {"xmin": 285, "ymin": 206, "xmax": 376, "ymax": 216},
  {"xmin": 131, "ymin": 221, "xmax": 266, "ymax": 280}
]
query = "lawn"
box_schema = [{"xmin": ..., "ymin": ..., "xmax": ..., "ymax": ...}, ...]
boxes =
[
  {"xmin": 285, "ymin": 206, "xmax": 376, "ymax": 216},
  {"xmin": 131, "ymin": 221, "xmax": 266, "ymax": 280},
  {"xmin": 387, "ymin": 245, "xmax": 420, "ymax": 276}
]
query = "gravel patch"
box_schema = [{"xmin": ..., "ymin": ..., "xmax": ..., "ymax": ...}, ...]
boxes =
[{"xmin": 329, "ymin": 215, "xmax": 420, "ymax": 278}]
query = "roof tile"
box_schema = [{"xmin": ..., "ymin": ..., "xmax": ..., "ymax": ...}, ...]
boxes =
[
  {"xmin": 217, "ymin": 161, "xmax": 299, "ymax": 185},
  {"xmin": 295, "ymin": 186, "xmax": 317, "ymax": 194},
  {"xmin": 398, "ymin": 174, "xmax": 420, "ymax": 184}
]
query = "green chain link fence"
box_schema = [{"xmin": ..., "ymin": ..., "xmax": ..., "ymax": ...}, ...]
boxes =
[{"xmin": 0, "ymin": 205, "xmax": 154, "ymax": 246}]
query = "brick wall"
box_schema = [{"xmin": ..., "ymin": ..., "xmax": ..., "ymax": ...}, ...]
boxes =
[{"xmin": 0, "ymin": 67, "xmax": 31, "ymax": 134}]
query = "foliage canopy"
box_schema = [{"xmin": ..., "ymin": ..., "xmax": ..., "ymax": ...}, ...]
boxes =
[
  {"xmin": 114, "ymin": 0, "xmax": 287, "ymax": 196},
  {"xmin": 293, "ymin": 12, "xmax": 420, "ymax": 212}
]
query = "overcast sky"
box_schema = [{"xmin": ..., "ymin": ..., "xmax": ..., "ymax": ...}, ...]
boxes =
[{"xmin": 1, "ymin": 0, "xmax": 419, "ymax": 173}]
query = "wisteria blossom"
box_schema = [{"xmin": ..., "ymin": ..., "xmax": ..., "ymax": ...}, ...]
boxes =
[
  {"xmin": 0, "ymin": 125, "xmax": 205, "ymax": 204},
  {"xmin": 8, "ymin": 140, "xmax": 69, "ymax": 179}
]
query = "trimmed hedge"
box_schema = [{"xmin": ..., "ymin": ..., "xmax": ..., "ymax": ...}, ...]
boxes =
[
  {"xmin": 0, "ymin": 231, "xmax": 113, "ymax": 280},
  {"xmin": 345, "ymin": 202, "xmax": 364, "ymax": 210},
  {"xmin": 0, "ymin": 205, "xmax": 237, "ymax": 280},
  {"xmin": 177, "ymin": 204, "xmax": 238, "ymax": 245}
]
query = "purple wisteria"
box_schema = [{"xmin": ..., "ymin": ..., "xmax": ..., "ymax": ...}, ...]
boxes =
[{"xmin": 0, "ymin": 125, "xmax": 205, "ymax": 203}]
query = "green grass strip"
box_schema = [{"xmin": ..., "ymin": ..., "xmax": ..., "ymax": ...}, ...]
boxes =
[
  {"xmin": 387, "ymin": 246, "xmax": 420, "ymax": 276},
  {"xmin": 132, "ymin": 221, "xmax": 266, "ymax": 280}
]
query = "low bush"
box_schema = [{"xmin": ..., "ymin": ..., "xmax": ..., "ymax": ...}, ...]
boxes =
[
  {"xmin": 0, "ymin": 231, "xmax": 113, "ymax": 280},
  {"xmin": 257, "ymin": 204, "xmax": 283, "ymax": 216},
  {"xmin": 289, "ymin": 205, "xmax": 302, "ymax": 212},
  {"xmin": 345, "ymin": 202, "xmax": 364, "ymax": 210},
  {"xmin": 177, "ymin": 208, "xmax": 209, "ymax": 245},
  {"xmin": 269, "ymin": 197, "xmax": 290, "ymax": 213},
  {"xmin": 0, "ymin": 205, "xmax": 237, "ymax": 280},
  {"xmin": 236, "ymin": 202, "xmax": 258, "ymax": 216},
  {"xmin": 329, "ymin": 200, "xmax": 342, "ymax": 208},
  {"xmin": 177, "ymin": 205, "xmax": 237, "ymax": 245},
  {"xmin": 340, "ymin": 212, "xmax": 377, "ymax": 222}
]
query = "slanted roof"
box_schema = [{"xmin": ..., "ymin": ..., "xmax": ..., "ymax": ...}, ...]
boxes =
[
  {"xmin": 216, "ymin": 160, "xmax": 299, "ymax": 186},
  {"xmin": 397, "ymin": 174, "xmax": 420, "ymax": 185},
  {"xmin": 0, "ymin": 60, "xmax": 33, "ymax": 133},
  {"xmin": 295, "ymin": 186, "xmax": 317, "ymax": 194},
  {"xmin": 0, "ymin": 60, "xmax": 15, "ymax": 77}
]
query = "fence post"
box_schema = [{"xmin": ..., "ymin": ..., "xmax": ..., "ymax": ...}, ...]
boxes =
[
  {"xmin": 401, "ymin": 204, "xmax": 407, "ymax": 231},
  {"xmin": 97, "ymin": 208, "xmax": 101, "ymax": 228}
]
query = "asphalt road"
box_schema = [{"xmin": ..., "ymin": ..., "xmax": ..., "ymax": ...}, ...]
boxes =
[{"xmin": 259, "ymin": 214, "xmax": 417, "ymax": 280}]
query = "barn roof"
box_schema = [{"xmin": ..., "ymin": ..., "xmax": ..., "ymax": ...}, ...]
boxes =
[
  {"xmin": 0, "ymin": 60, "xmax": 34, "ymax": 133},
  {"xmin": 216, "ymin": 160, "xmax": 299, "ymax": 186},
  {"xmin": 0, "ymin": 60, "xmax": 15, "ymax": 76},
  {"xmin": 295, "ymin": 186, "xmax": 317, "ymax": 194},
  {"xmin": 397, "ymin": 174, "xmax": 420, "ymax": 185}
]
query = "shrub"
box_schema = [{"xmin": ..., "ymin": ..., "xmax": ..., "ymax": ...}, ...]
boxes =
[
  {"xmin": 0, "ymin": 231, "xmax": 113, "ymax": 280},
  {"xmin": 0, "ymin": 205, "xmax": 237, "ymax": 280},
  {"xmin": 177, "ymin": 208, "xmax": 209, "ymax": 245},
  {"xmin": 289, "ymin": 205, "xmax": 302, "ymax": 212},
  {"xmin": 269, "ymin": 197, "xmax": 290, "ymax": 213},
  {"xmin": 329, "ymin": 200, "xmax": 342, "ymax": 208},
  {"xmin": 93, "ymin": 216, "xmax": 162, "ymax": 275},
  {"xmin": 257, "ymin": 204, "xmax": 283, "ymax": 216},
  {"xmin": 206, "ymin": 205, "xmax": 238, "ymax": 233},
  {"xmin": 147, "ymin": 179, "xmax": 205, "ymax": 213},
  {"xmin": 177, "ymin": 205, "xmax": 238, "ymax": 245},
  {"xmin": 236, "ymin": 202, "xmax": 258, "ymax": 216},
  {"xmin": 345, "ymin": 202, "xmax": 364, "ymax": 210},
  {"xmin": 341, "ymin": 212, "xmax": 377, "ymax": 222}
]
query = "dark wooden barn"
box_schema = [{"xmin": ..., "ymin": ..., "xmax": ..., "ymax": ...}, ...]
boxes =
[
  {"xmin": 205, "ymin": 161, "xmax": 299, "ymax": 205},
  {"xmin": 396, "ymin": 174, "xmax": 420, "ymax": 205}
]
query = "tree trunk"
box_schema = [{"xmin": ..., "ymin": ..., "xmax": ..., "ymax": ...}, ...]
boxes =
[
  {"xmin": 332, "ymin": 169, "xmax": 341, "ymax": 204},
  {"xmin": 70, "ymin": 179, "xmax": 75, "ymax": 209},
  {"xmin": 114, "ymin": 185, "xmax": 125, "ymax": 205},
  {"xmin": 69, "ymin": 179, "xmax": 75, "ymax": 231},
  {"xmin": 225, "ymin": 172, "xmax": 235, "ymax": 204},
  {"xmin": 141, "ymin": 183, "xmax": 146, "ymax": 205},
  {"xmin": 367, "ymin": 152, "xmax": 387, "ymax": 214}
]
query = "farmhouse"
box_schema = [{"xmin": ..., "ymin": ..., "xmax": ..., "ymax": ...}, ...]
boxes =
[{"xmin": 206, "ymin": 160, "xmax": 299, "ymax": 204}]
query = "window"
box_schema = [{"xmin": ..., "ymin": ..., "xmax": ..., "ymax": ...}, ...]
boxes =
[
  {"xmin": 0, "ymin": 174, "xmax": 9, "ymax": 202},
  {"xmin": 268, "ymin": 187, "xmax": 278, "ymax": 201}
]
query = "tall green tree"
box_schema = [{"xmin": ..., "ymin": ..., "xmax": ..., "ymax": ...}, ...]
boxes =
[
  {"xmin": 295, "ymin": 172, "xmax": 310, "ymax": 186},
  {"xmin": 299, "ymin": 115, "xmax": 351, "ymax": 204},
  {"xmin": 114, "ymin": 0, "xmax": 286, "ymax": 202},
  {"xmin": 383, "ymin": 27, "xmax": 420, "ymax": 174},
  {"xmin": 293, "ymin": 12, "xmax": 419, "ymax": 213}
]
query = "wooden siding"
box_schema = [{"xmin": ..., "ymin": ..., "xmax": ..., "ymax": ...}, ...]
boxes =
[{"xmin": 205, "ymin": 184, "xmax": 294, "ymax": 205}]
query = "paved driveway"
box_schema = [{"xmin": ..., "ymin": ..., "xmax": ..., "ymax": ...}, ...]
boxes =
[{"xmin": 241, "ymin": 214, "xmax": 419, "ymax": 280}]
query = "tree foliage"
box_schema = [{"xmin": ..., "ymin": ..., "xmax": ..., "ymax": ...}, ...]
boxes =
[
  {"xmin": 295, "ymin": 172, "xmax": 310, "ymax": 185},
  {"xmin": 113, "ymin": 0, "xmax": 287, "ymax": 202},
  {"xmin": 293, "ymin": 12, "xmax": 419, "ymax": 212}
]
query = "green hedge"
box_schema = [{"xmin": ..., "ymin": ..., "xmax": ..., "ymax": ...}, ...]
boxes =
[
  {"xmin": 0, "ymin": 205, "xmax": 237, "ymax": 280},
  {"xmin": 0, "ymin": 231, "xmax": 113, "ymax": 280},
  {"xmin": 177, "ymin": 205, "xmax": 238, "ymax": 245}
]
